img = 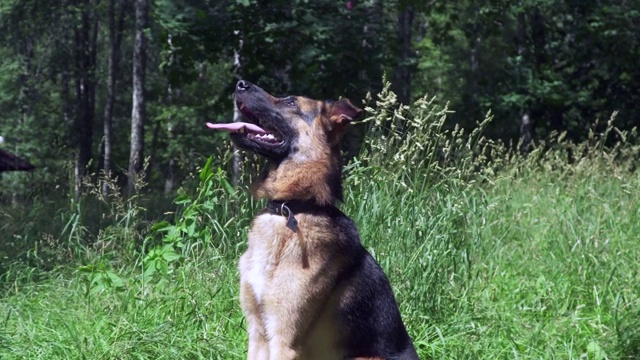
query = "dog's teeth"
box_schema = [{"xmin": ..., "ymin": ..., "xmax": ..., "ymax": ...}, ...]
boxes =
[
  {"xmin": 249, "ymin": 132, "xmax": 279, "ymax": 143},
  {"xmin": 238, "ymin": 127, "xmax": 245, "ymax": 134}
]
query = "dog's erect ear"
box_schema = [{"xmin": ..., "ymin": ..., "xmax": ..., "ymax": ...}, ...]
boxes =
[
  {"xmin": 330, "ymin": 98, "xmax": 362, "ymax": 123},
  {"xmin": 325, "ymin": 98, "xmax": 363, "ymax": 145}
]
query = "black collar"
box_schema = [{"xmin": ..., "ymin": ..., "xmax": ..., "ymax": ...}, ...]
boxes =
[{"xmin": 265, "ymin": 200, "xmax": 335, "ymax": 233}]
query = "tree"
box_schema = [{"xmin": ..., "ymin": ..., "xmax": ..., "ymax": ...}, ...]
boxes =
[
  {"xmin": 102, "ymin": 0, "xmax": 127, "ymax": 195},
  {"xmin": 73, "ymin": 0, "xmax": 100, "ymax": 199},
  {"xmin": 393, "ymin": 4, "xmax": 416, "ymax": 105},
  {"xmin": 128, "ymin": 0, "xmax": 148, "ymax": 195},
  {"xmin": 413, "ymin": 0, "xmax": 640, "ymax": 143}
]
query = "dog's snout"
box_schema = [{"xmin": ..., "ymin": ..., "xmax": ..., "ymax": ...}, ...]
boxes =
[{"xmin": 237, "ymin": 80, "xmax": 251, "ymax": 91}]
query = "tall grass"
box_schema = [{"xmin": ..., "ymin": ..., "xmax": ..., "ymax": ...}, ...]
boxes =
[{"xmin": 1, "ymin": 83, "xmax": 639, "ymax": 359}]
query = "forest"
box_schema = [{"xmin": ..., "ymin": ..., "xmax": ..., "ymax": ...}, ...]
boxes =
[
  {"xmin": 1, "ymin": 0, "xmax": 639, "ymax": 197},
  {"xmin": 1, "ymin": 0, "xmax": 640, "ymax": 359}
]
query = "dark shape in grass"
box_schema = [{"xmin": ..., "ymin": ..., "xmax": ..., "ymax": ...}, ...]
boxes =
[{"xmin": 0, "ymin": 148, "xmax": 35, "ymax": 172}]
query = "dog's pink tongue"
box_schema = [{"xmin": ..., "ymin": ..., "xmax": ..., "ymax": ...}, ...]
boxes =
[{"xmin": 206, "ymin": 122, "xmax": 268, "ymax": 134}]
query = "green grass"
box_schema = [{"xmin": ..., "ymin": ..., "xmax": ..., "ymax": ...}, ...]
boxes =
[
  {"xmin": 442, "ymin": 164, "xmax": 640, "ymax": 359},
  {"xmin": 2, "ymin": 161, "xmax": 639, "ymax": 359},
  {"xmin": 1, "ymin": 256, "xmax": 245, "ymax": 359}
]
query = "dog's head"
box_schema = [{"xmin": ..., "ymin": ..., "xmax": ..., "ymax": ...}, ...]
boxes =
[
  {"xmin": 208, "ymin": 80, "xmax": 361, "ymax": 160},
  {"xmin": 208, "ymin": 80, "xmax": 362, "ymax": 204}
]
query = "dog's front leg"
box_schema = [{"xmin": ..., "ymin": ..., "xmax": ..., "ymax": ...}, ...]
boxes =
[
  {"xmin": 245, "ymin": 304, "xmax": 269, "ymax": 359},
  {"xmin": 266, "ymin": 337, "xmax": 299, "ymax": 360},
  {"xmin": 246, "ymin": 319, "xmax": 269, "ymax": 360},
  {"xmin": 261, "ymin": 310, "xmax": 302, "ymax": 360},
  {"xmin": 241, "ymin": 281, "xmax": 270, "ymax": 360}
]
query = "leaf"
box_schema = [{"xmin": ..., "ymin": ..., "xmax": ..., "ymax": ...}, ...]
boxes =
[
  {"xmin": 106, "ymin": 271, "xmax": 126, "ymax": 289},
  {"xmin": 199, "ymin": 156, "xmax": 214, "ymax": 182},
  {"xmin": 76, "ymin": 265, "xmax": 95, "ymax": 273},
  {"xmin": 220, "ymin": 175, "xmax": 235, "ymax": 195},
  {"xmin": 143, "ymin": 261, "xmax": 157, "ymax": 278},
  {"xmin": 162, "ymin": 250, "xmax": 181, "ymax": 262},
  {"xmin": 174, "ymin": 194, "xmax": 192, "ymax": 205},
  {"xmin": 586, "ymin": 341, "xmax": 608, "ymax": 360},
  {"xmin": 150, "ymin": 220, "xmax": 171, "ymax": 232}
]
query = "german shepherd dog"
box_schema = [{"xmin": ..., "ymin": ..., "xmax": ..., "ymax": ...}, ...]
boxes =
[{"xmin": 207, "ymin": 80, "xmax": 419, "ymax": 360}]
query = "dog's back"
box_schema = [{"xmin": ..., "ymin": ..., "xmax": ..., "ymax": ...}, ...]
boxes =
[{"xmin": 331, "ymin": 213, "xmax": 417, "ymax": 359}]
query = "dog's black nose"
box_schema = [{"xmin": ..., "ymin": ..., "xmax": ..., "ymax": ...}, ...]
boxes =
[{"xmin": 237, "ymin": 80, "xmax": 250, "ymax": 91}]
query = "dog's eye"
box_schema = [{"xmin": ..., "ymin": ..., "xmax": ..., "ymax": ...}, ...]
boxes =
[{"xmin": 282, "ymin": 97, "xmax": 297, "ymax": 107}]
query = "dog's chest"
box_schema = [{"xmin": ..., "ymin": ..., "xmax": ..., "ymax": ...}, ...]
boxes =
[
  {"xmin": 238, "ymin": 212, "xmax": 349, "ymax": 358},
  {"xmin": 239, "ymin": 213, "xmax": 293, "ymax": 303}
]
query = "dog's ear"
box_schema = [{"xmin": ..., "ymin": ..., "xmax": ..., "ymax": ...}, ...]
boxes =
[{"xmin": 325, "ymin": 98, "xmax": 362, "ymax": 145}]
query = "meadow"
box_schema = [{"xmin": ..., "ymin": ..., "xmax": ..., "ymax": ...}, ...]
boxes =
[{"xmin": 1, "ymin": 87, "xmax": 639, "ymax": 359}]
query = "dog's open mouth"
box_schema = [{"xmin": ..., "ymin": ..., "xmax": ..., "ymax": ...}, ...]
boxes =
[
  {"xmin": 206, "ymin": 121, "xmax": 283, "ymax": 145},
  {"xmin": 206, "ymin": 103, "xmax": 284, "ymax": 148}
]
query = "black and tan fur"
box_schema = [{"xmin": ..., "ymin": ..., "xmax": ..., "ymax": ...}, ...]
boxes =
[{"xmin": 221, "ymin": 80, "xmax": 419, "ymax": 360}]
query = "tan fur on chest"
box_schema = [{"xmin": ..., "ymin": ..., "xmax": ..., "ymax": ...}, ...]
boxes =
[
  {"xmin": 239, "ymin": 213, "xmax": 346, "ymax": 359},
  {"xmin": 240, "ymin": 213, "xmax": 337, "ymax": 309}
]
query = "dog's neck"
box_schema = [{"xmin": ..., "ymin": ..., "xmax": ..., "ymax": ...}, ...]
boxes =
[{"xmin": 251, "ymin": 149, "xmax": 343, "ymax": 206}]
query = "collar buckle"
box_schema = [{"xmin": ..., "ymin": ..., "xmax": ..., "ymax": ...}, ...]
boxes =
[{"xmin": 268, "ymin": 201, "xmax": 298, "ymax": 232}]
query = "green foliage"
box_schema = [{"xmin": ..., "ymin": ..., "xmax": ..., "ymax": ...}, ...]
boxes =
[
  {"xmin": 358, "ymin": 80, "xmax": 496, "ymax": 182},
  {"xmin": 414, "ymin": 0, "xmax": 640, "ymax": 141},
  {"xmin": 141, "ymin": 156, "xmax": 249, "ymax": 280},
  {"xmin": 155, "ymin": 0, "xmax": 391, "ymax": 102},
  {"xmin": 77, "ymin": 260, "xmax": 127, "ymax": 296}
]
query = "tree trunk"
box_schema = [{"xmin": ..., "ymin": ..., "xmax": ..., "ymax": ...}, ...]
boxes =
[
  {"xmin": 393, "ymin": 5, "xmax": 415, "ymax": 105},
  {"xmin": 520, "ymin": 113, "xmax": 532, "ymax": 153},
  {"xmin": 516, "ymin": 8, "xmax": 531, "ymax": 153},
  {"xmin": 232, "ymin": 104, "xmax": 243, "ymax": 186},
  {"xmin": 343, "ymin": 0, "xmax": 384, "ymax": 163},
  {"xmin": 469, "ymin": 35, "xmax": 480, "ymax": 96},
  {"xmin": 59, "ymin": 3, "xmax": 73, "ymax": 132},
  {"xmin": 128, "ymin": 0, "xmax": 149, "ymax": 196},
  {"xmin": 17, "ymin": 40, "xmax": 34, "ymax": 139},
  {"xmin": 231, "ymin": 30, "xmax": 244, "ymax": 186},
  {"xmin": 531, "ymin": 6, "xmax": 547, "ymax": 72},
  {"xmin": 73, "ymin": 0, "xmax": 98, "ymax": 199},
  {"xmin": 163, "ymin": 36, "xmax": 178, "ymax": 194},
  {"xmin": 102, "ymin": 0, "xmax": 126, "ymax": 196},
  {"xmin": 468, "ymin": 8, "xmax": 481, "ymax": 109},
  {"xmin": 164, "ymin": 158, "xmax": 176, "ymax": 194}
]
